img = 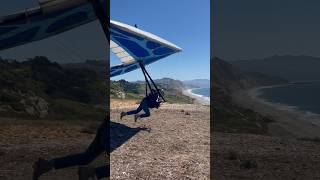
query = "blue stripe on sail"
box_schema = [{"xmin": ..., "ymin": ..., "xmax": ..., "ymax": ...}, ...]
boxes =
[
  {"xmin": 0, "ymin": 27, "xmax": 40, "ymax": 49},
  {"xmin": 0, "ymin": 27, "xmax": 18, "ymax": 36},
  {"xmin": 113, "ymin": 37, "xmax": 150, "ymax": 57},
  {"xmin": 46, "ymin": 12, "xmax": 88, "ymax": 33}
]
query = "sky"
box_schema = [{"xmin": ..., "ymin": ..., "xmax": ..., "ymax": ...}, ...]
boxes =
[
  {"xmin": 0, "ymin": 0, "xmax": 210, "ymax": 82},
  {"xmin": 213, "ymin": 0, "xmax": 320, "ymax": 61},
  {"xmin": 111, "ymin": 0, "xmax": 210, "ymax": 81}
]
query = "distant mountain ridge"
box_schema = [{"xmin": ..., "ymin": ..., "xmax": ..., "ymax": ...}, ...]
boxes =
[
  {"xmin": 183, "ymin": 79, "xmax": 210, "ymax": 88},
  {"xmin": 62, "ymin": 59, "xmax": 106, "ymax": 79},
  {"xmin": 231, "ymin": 55, "xmax": 320, "ymax": 81},
  {"xmin": 213, "ymin": 57, "xmax": 287, "ymax": 92}
]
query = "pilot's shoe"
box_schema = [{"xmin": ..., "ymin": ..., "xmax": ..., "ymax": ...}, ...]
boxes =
[
  {"xmin": 33, "ymin": 158, "xmax": 53, "ymax": 180},
  {"xmin": 134, "ymin": 114, "xmax": 140, "ymax": 122},
  {"xmin": 120, "ymin": 112, "xmax": 126, "ymax": 120}
]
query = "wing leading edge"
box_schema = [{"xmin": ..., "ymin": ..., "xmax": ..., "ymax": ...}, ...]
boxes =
[{"xmin": 110, "ymin": 20, "xmax": 182, "ymax": 77}]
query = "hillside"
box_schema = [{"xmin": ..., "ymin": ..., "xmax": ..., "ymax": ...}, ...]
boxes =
[
  {"xmin": 212, "ymin": 57, "xmax": 287, "ymax": 134},
  {"xmin": 214, "ymin": 57, "xmax": 287, "ymax": 91},
  {"xmin": 62, "ymin": 59, "xmax": 107, "ymax": 79},
  {"xmin": 63, "ymin": 60, "xmax": 193, "ymax": 104},
  {"xmin": 111, "ymin": 78, "xmax": 193, "ymax": 104},
  {"xmin": 231, "ymin": 55, "xmax": 320, "ymax": 81},
  {"xmin": 0, "ymin": 56, "xmax": 107, "ymax": 120}
]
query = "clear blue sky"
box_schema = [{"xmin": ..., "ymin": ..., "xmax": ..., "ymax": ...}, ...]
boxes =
[
  {"xmin": 0, "ymin": 0, "xmax": 210, "ymax": 81},
  {"xmin": 111, "ymin": 0, "xmax": 210, "ymax": 81},
  {"xmin": 214, "ymin": 0, "xmax": 320, "ymax": 61}
]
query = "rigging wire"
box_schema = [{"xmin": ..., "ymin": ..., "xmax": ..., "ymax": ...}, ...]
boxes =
[{"xmin": 139, "ymin": 61, "xmax": 166, "ymax": 102}]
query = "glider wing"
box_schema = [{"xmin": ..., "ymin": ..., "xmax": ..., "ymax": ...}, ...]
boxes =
[
  {"xmin": 110, "ymin": 20, "xmax": 181, "ymax": 77},
  {"xmin": 0, "ymin": 0, "xmax": 97, "ymax": 51}
]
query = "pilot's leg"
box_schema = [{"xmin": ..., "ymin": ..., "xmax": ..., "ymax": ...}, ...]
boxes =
[
  {"xmin": 124, "ymin": 101, "xmax": 143, "ymax": 116},
  {"xmin": 139, "ymin": 103, "xmax": 150, "ymax": 118},
  {"xmin": 52, "ymin": 120, "xmax": 106, "ymax": 168},
  {"xmin": 33, "ymin": 119, "xmax": 107, "ymax": 179}
]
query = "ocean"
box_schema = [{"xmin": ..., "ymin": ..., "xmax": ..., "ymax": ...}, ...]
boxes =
[
  {"xmin": 257, "ymin": 82, "xmax": 320, "ymax": 114},
  {"xmin": 191, "ymin": 88, "xmax": 210, "ymax": 98}
]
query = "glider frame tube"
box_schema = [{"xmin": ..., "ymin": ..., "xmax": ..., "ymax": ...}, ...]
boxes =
[{"xmin": 138, "ymin": 61, "xmax": 166, "ymax": 102}]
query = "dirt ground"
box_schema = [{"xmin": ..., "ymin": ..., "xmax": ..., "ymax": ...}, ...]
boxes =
[
  {"xmin": 0, "ymin": 118, "xmax": 106, "ymax": 180},
  {"xmin": 110, "ymin": 103, "xmax": 210, "ymax": 179},
  {"xmin": 212, "ymin": 132, "xmax": 320, "ymax": 180},
  {"xmin": 0, "ymin": 102, "xmax": 210, "ymax": 180}
]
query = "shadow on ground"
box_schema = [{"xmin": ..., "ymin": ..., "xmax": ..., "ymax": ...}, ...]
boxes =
[{"xmin": 110, "ymin": 121, "xmax": 150, "ymax": 153}]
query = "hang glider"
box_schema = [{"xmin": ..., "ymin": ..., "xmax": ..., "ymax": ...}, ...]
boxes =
[
  {"xmin": 0, "ymin": 0, "xmax": 181, "ymax": 78},
  {"xmin": 110, "ymin": 20, "xmax": 181, "ymax": 77},
  {"xmin": 109, "ymin": 20, "xmax": 181, "ymax": 102},
  {"xmin": 0, "ymin": 0, "xmax": 99, "ymax": 51}
]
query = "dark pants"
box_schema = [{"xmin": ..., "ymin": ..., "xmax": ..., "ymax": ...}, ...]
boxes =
[
  {"xmin": 126, "ymin": 99, "xmax": 150, "ymax": 118},
  {"xmin": 52, "ymin": 119, "xmax": 108, "ymax": 179}
]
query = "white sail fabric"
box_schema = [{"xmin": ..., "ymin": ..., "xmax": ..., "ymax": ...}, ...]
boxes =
[{"xmin": 110, "ymin": 40, "xmax": 135, "ymax": 65}]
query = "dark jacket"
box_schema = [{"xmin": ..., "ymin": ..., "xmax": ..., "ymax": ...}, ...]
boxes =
[{"xmin": 145, "ymin": 92, "xmax": 160, "ymax": 108}]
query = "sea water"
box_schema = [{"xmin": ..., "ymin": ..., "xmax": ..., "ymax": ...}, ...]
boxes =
[
  {"xmin": 258, "ymin": 82, "xmax": 320, "ymax": 114},
  {"xmin": 191, "ymin": 88, "xmax": 210, "ymax": 98}
]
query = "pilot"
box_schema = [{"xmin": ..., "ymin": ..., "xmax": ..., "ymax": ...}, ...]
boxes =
[
  {"xmin": 33, "ymin": 117, "xmax": 108, "ymax": 180},
  {"xmin": 120, "ymin": 89, "xmax": 163, "ymax": 121}
]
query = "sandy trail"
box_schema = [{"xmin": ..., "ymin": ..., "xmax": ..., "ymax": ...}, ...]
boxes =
[{"xmin": 110, "ymin": 103, "xmax": 210, "ymax": 179}]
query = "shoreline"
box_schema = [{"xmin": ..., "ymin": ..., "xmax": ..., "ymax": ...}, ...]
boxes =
[
  {"xmin": 250, "ymin": 85, "xmax": 320, "ymax": 123},
  {"xmin": 182, "ymin": 88, "xmax": 210, "ymax": 106},
  {"xmin": 232, "ymin": 86, "xmax": 320, "ymax": 139}
]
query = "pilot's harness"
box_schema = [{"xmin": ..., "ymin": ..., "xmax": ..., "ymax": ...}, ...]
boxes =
[{"xmin": 138, "ymin": 61, "xmax": 166, "ymax": 102}]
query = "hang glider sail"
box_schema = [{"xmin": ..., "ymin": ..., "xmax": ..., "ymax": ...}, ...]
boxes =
[
  {"xmin": 109, "ymin": 20, "xmax": 181, "ymax": 102},
  {"xmin": 0, "ymin": 0, "xmax": 181, "ymax": 78},
  {"xmin": 110, "ymin": 20, "xmax": 181, "ymax": 77},
  {"xmin": 0, "ymin": 0, "xmax": 99, "ymax": 51}
]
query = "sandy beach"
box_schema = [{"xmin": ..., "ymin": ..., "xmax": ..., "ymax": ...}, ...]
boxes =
[
  {"xmin": 110, "ymin": 100, "xmax": 210, "ymax": 179},
  {"xmin": 232, "ymin": 86, "xmax": 320, "ymax": 139},
  {"xmin": 182, "ymin": 88, "xmax": 210, "ymax": 106}
]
